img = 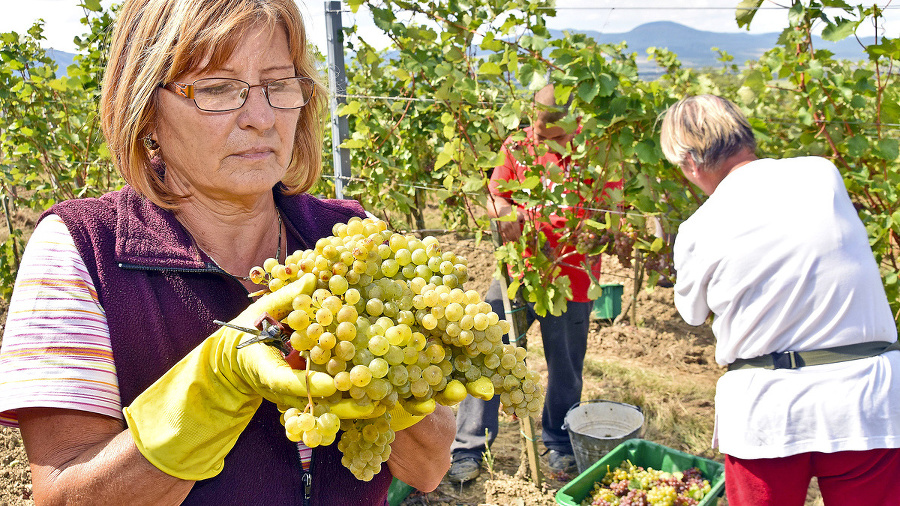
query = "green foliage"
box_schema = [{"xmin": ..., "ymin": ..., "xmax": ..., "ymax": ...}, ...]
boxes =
[
  {"xmin": 734, "ymin": 0, "xmax": 899, "ymax": 319},
  {"xmin": 341, "ymin": 0, "xmax": 697, "ymax": 315},
  {"xmin": 0, "ymin": 5, "xmax": 119, "ymax": 298},
  {"xmin": 2, "ymin": 0, "xmax": 897, "ymax": 324},
  {"xmin": 340, "ymin": 0, "xmax": 898, "ymax": 322}
]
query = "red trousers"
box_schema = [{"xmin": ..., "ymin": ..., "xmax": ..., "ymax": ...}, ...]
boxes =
[{"xmin": 725, "ymin": 448, "xmax": 900, "ymax": 505}]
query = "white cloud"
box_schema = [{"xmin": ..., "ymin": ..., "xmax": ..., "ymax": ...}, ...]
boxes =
[{"xmin": 2, "ymin": 0, "xmax": 97, "ymax": 52}]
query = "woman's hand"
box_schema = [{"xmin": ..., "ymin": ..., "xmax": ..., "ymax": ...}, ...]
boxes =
[
  {"xmin": 18, "ymin": 408, "xmax": 193, "ymax": 506},
  {"xmin": 386, "ymin": 404, "xmax": 455, "ymax": 492}
]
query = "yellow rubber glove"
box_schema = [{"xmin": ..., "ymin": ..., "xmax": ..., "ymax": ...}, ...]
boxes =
[
  {"xmin": 327, "ymin": 398, "xmax": 424, "ymax": 431},
  {"xmin": 124, "ymin": 273, "xmax": 336, "ymax": 481},
  {"xmin": 390, "ymin": 398, "xmax": 433, "ymax": 431}
]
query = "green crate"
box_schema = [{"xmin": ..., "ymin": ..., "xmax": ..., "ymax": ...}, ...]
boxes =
[
  {"xmin": 387, "ymin": 477, "xmax": 415, "ymax": 506},
  {"xmin": 591, "ymin": 283, "xmax": 623, "ymax": 320},
  {"xmin": 555, "ymin": 438, "xmax": 725, "ymax": 506}
]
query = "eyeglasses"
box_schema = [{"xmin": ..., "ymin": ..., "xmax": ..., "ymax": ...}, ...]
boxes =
[{"xmin": 161, "ymin": 76, "xmax": 316, "ymax": 112}]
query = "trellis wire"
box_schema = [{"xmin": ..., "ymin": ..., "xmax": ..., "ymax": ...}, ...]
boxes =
[
  {"xmin": 325, "ymin": 172, "xmax": 674, "ymax": 222},
  {"xmin": 333, "ymin": 92, "xmax": 900, "ymax": 130},
  {"xmin": 337, "ymin": 4, "xmax": 900, "ymax": 13}
]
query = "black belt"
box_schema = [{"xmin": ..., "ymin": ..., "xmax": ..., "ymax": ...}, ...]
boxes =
[{"xmin": 727, "ymin": 340, "xmax": 900, "ymax": 372}]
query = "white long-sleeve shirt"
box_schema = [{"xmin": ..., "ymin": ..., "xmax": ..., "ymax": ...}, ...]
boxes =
[{"xmin": 674, "ymin": 156, "xmax": 900, "ymax": 459}]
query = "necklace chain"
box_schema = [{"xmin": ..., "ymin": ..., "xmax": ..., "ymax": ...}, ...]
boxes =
[{"xmin": 205, "ymin": 212, "xmax": 282, "ymax": 282}]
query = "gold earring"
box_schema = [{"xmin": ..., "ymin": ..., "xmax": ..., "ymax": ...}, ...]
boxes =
[{"xmin": 144, "ymin": 134, "xmax": 160, "ymax": 151}]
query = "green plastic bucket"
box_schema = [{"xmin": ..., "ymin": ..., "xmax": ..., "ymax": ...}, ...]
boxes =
[{"xmin": 591, "ymin": 283, "xmax": 624, "ymax": 320}]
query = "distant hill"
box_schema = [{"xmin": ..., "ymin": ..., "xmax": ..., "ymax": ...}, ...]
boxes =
[
  {"xmin": 551, "ymin": 21, "xmax": 873, "ymax": 79},
  {"xmin": 47, "ymin": 21, "xmax": 872, "ymax": 81},
  {"xmin": 47, "ymin": 48, "xmax": 76, "ymax": 76}
]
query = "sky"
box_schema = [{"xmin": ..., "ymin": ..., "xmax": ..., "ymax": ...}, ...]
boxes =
[{"xmin": 2, "ymin": 0, "xmax": 897, "ymax": 54}]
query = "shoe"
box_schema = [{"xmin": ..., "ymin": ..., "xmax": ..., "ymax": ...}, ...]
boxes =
[
  {"xmin": 548, "ymin": 450, "xmax": 577, "ymax": 474},
  {"xmin": 447, "ymin": 456, "xmax": 481, "ymax": 483}
]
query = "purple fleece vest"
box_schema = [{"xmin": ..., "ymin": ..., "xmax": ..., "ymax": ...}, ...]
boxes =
[{"xmin": 47, "ymin": 186, "xmax": 392, "ymax": 505}]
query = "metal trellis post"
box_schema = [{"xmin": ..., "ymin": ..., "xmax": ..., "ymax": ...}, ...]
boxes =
[{"xmin": 325, "ymin": 0, "xmax": 352, "ymax": 199}]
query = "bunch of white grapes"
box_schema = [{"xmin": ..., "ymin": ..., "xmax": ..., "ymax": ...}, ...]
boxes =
[{"xmin": 250, "ymin": 216, "xmax": 544, "ymax": 481}]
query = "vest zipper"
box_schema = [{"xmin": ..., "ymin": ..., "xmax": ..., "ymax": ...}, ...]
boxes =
[
  {"xmin": 118, "ymin": 262, "xmax": 232, "ymax": 276},
  {"xmin": 302, "ymin": 468, "xmax": 312, "ymax": 506},
  {"xmin": 118, "ymin": 262, "xmax": 253, "ymax": 301},
  {"xmin": 297, "ymin": 443, "xmax": 313, "ymax": 506}
]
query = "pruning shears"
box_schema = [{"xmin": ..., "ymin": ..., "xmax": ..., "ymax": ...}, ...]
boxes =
[{"xmin": 214, "ymin": 313, "xmax": 306, "ymax": 369}]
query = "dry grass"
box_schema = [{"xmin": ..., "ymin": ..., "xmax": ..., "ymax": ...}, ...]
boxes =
[{"xmin": 580, "ymin": 357, "xmax": 718, "ymax": 460}]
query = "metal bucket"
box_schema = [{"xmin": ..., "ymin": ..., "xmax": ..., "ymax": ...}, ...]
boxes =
[{"xmin": 562, "ymin": 400, "xmax": 644, "ymax": 474}]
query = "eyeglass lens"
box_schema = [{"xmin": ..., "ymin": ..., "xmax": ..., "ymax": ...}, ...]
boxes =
[{"xmin": 192, "ymin": 77, "xmax": 313, "ymax": 111}]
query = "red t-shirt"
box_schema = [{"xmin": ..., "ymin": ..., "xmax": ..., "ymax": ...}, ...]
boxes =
[{"xmin": 489, "ymin": 126, "xmax": 622, "ymax": 302}]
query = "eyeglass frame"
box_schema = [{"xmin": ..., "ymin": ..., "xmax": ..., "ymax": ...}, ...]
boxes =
[{"xmin": 160, "ymin": 76, "xmax": 316, "ymax": 112}]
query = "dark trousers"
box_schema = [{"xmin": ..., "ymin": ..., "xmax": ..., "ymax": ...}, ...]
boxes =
[{"xmin": 451, "ymin": 279, "xmax": 592, "ymax": 460}]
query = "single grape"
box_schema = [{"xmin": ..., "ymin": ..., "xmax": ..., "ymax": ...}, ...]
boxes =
[
  {"xmin": 422, "ymin": 364, "xmax": 443, "ymax": 386},
  {"xmin": 349, "ymin": 365, "xmax": 373, "ymax": 387},
  {"xmin": 263, "ymin": 257, "xmax": 279, "ymax": 273},
  {"xmin": 367, "ymin": 335, "xmax": 389, "ymax": 356},
  {"xmin": 394, "ymin": 248, "xmax": 412, "ymax": 266},
  {"xmin": 316, "ymin": 307, "xmax": 334, "ymax": 326},
  {"xmin": 318, "ymin": 331, "xmax": 336, "ymax": 350},
  {"xmin": 302, "ymin": 428, "xmax": 323, "ymax": 448},
  {"xmin": 368, "ymin": 357, "xmax": 389, "ymax": 378},
  {"xmin": 309, "ymin": 345, "xmax": 331, "ymax": 365},
  {"xmin": 387, "ymin": 365, "xmax": 409, "ymax": 386},
  {"xmin": 290, "ymin": 330, "xmax": 317, "ymax": 351},
  {"xmin": 292, "ymin": 293, "xmax": 313, "ymax": 311},
  {"xmin": 421, "ymin": 313, "xmax": 438, "ymax": 330},
  {"xmin": 335, "ymin": 321, "xmax": 357, "ymax": 341},
  {"xmin": 473, "ymin": 313, "xmax": 489, "ymax": 331},
  {"xmin": 268, "ymin": 278, "xmax": 285, "ymax": 292},
  {"xmin": 410, "ymin": 378, "xmax": 429, "ymax": 397},
  {"xmin": 444, "ymin": 302, "xmax": 464, "ymax": 322},
  {"xmin": 366, "ymin": 298, "xmax": 384, "ymax": 317},
  {"xmin": 318, "ymin": 412, "xmax": 341, "ymax": 435},
  {"xmin": 383, "ymin": 345, "xmax": 404, "ymax": 365},
  {"xmin": 334, "ymin": 340, "xmax": 356, "ymax": 362},
  {"xmin": 411, "ymin": 248, "xmax": 428, "ymax": 265},
  {"xmin": 325, "ymin": 357, "xmax": 346, "ymax": 376}
]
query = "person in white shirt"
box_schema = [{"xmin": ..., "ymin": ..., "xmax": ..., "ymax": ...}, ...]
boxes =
[{"xmin": 660, "ymin": 94, "xmax": 900, "ymax": 505}]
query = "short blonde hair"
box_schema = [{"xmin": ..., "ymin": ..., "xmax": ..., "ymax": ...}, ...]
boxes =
[
  {"xmin": 101, "ymin": 0, "xmax": 326, "ymax": 208},
  {"xmin": 660, "ymin": 95, "xmax": 756, "ymax": 172}
]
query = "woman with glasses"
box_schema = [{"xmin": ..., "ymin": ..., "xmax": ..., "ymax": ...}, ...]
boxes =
[{"xmin": 0, "ymin": 0, "xmax": 454, "ymax": 503}]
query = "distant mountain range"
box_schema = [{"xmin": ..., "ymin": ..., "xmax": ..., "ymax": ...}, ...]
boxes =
[
  {"xmin": 550, "ymin": 21, "xmax": 873, "ymax": 79},
  {"xmin": 47, "ymin": 48, "xmax": 77, "ymax": 74},
  {"xmin": 47, "ymin": 21, "xmax": 872, "ymax": 79}
]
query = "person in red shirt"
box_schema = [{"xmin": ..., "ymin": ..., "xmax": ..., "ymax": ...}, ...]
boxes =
[{"xmin": 448, "ymin": 84, "xmax": 621, "ymax": 482}]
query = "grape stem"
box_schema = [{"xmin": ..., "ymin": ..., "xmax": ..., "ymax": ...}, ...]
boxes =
[{"xmin": 303, "ymin": 350, "xmax": 314, "ymax": 413}]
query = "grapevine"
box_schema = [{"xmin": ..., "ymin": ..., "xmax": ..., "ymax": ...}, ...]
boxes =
[
  {"xmin": 244, "ymin": 216, "xmax": 544, "ymax": 480},
  {"xmin": 584, "ymin": 460, "xmax": 712, "ymax": 506},
  {"xmin": 574, "ymin": 228, "xmax": 636, "ymax": 269}
]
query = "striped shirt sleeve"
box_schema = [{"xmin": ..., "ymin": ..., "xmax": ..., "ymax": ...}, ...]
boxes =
[{"xmin": 0, "ymin": 214, "xmax": 122, "ymax": 427}]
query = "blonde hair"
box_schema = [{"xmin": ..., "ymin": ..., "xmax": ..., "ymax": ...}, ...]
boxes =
[
  {"xmin": 659, "ymin": 95, "xmax": 756, "ymax": 172},
  {"xmin": 101, "ymin": 0, "xmax": 326, "ymax": 208}
]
